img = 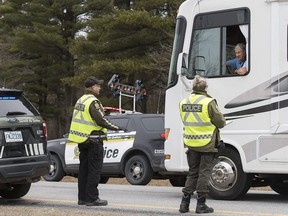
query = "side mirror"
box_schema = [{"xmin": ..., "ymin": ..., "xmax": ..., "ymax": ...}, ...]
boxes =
[
  {"xmin": 177, "ymin": 53, "xmax": 193, "ymax": 92},
  {"xmin": 177, "ymin": 52, "xmax": 188, "ymax": 76},
  {"xmin": 193, "ymin": 56, "xmax": 206, "ymax": 75}
]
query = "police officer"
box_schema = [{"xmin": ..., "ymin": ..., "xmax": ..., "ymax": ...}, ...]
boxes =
[
  {"xmin": 68, "ymin": 76, "xmax": 123, "ymax": 206},
  {"xmin": 178, "ymin": 75, "xmax": 226, "ymax": 214}
]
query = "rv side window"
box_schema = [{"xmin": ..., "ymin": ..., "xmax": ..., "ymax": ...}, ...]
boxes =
[{"xmin": 187, "ymin": 8, "xmax": 250, "ymax": 78}]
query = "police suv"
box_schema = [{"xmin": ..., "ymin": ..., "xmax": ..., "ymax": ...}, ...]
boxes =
[
  {"xmin": 0, "ymin": 88, "xmax": 50, "ymax": 198},
  {"xmin": 44, "ymin": 113, "xmax": 166, "ymax": 185}
]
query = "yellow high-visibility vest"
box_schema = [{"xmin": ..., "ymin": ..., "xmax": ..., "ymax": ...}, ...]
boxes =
[
  {"xmin": 68, "ymin": 94, "xmax": 107, "ymax": 143},
  {"xmin": 179, "ymin": 94, "xmax": 216, "ymax": 147}
]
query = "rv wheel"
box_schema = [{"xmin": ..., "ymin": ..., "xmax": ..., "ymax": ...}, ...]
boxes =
[{"xmin": 208, "ymin": 147, "xmax": 252, "ymax": 200}]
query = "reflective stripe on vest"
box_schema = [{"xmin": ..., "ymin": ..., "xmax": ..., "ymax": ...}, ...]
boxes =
[
  {"xmin": 68, "ymin": 94, "xmax": 106, "ymax": 143},
  {"xmin": 179, "ymin": 94, "xmax": 216, "ymax": 147}
]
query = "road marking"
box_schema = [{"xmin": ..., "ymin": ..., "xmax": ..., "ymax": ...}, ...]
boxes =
[{"xmin": 25, "ymin": 198, "xmax": 288, "ymax": 216}]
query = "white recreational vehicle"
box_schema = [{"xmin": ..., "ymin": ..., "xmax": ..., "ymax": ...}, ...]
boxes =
[{"xmin": 164, "ymin": 0, "xmax": 288, "ymax": 200}]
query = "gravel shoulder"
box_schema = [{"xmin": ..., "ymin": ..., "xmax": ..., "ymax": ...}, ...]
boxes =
[{"xmin": 61, "ymin": 176, "xmax": 172, "ymax": 187}]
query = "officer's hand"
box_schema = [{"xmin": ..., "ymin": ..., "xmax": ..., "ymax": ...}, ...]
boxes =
[
  {"xmin": 215, "ymin": 140, "xmax": 225, "ymax": 150},
  {"xmin": 118, "ymin": 127, "xmax": 128, "ymax": 132}
]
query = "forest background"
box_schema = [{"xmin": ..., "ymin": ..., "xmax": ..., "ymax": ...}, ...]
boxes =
[{"xmin": 0, "ymin": 0, "xmax": 182, "ymax": 139}]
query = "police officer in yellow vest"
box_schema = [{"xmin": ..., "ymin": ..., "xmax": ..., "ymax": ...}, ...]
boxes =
[
  {"xmin": 68, "ymin": 76, "xmax": 123, "ymax": 206},
  {"xmin": 179, "ymin": 75, "xmax": 226, "ymax": 214}
]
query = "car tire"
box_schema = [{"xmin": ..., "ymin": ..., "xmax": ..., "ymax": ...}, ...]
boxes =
[
  {"xmin": 0, "ymin": 183, "xmax": 31, "ymax": 199},
  {"xmin": 270, "ymin": 179, "xmax": 288, "ymax": 195},
  {"xmin": 124, "ymin": 155, "xmax": 153, "ymax": 185},
  {"xmin": 208, "ymin": 147, "xmax": 252, "ymax": 200},
  {"xmin": 100, "ymin": 177, "xmax": 109, "ymax": 184},
  {"xmin": 169, "ymin": 176, "xmax": 186, "ymax": 187},
  {"xmin": 43, "ymin": 153, "xmax": 65, "ymax": 182}
]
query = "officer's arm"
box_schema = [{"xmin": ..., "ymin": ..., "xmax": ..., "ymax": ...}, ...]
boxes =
[
  {"xmin": 89, "ymin": 101, "xmax": 119, "ymax": 131},
  {"xmin": 208, "ymin": 100, "xmax": 226, "ymax": 129}
]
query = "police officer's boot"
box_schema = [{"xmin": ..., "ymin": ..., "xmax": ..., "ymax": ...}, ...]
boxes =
[
  {"xmin": 179, "ymin": 193, "xmax": 191, "ymax": 213},
  {"xmin": 195, "ymin": 193, "xmax": 214, "ymax": 214}
]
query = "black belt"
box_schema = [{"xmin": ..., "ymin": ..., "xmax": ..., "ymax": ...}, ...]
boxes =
[{"xmin": 89, "ymin": 135, "xmax": 107, "ymax": 139}]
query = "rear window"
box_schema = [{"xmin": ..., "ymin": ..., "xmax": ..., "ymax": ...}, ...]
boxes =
[
  {"xmin": 107, "ymin": 117, "xmax": 130, "ymax": 129},
  {"xmin": 141, "ymin": 117, "xmax": 164, "ymax": 131},
  {"xmin": 0, "ymin": 91, "xmax": 39, "ymax": 116}
]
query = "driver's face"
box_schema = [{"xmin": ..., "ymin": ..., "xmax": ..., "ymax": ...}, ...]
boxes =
[{"xmin": 235, "ymin": 48, "xmax": 245, "ymax": 61}]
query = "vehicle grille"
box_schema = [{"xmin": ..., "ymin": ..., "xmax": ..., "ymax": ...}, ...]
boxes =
[{"xmin": 0, "ymin": 143, "xmax": 45, "ymax": 158}]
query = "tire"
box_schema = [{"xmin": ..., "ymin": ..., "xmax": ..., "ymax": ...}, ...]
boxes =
[
  {"xmin": 169, "ymin": 177, "xmax": 186, "ymax": 187},
  {"xmin": 208, "ymin": 148, "xmax": 252, "ymax": 200},
  {"xmin": 0, "ymin": 183, "xmax": 31, "ymax": 199},
  {"xmin": 270, "ymin": 179, "xmax": 288, "ymax": 195},
  {"xmin": 43, "ymin": 153, "xmax": 65, "ymax": 181},
  {"xmin": 100, "ymin": 177, "xmax": 109, "ymax": 184},
  {"xmin": 124, "ymin": 155, "xmax": 153, "ymax": 185}
]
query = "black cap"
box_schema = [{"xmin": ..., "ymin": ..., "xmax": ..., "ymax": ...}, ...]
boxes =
[{"xmin": 84, "ymin": 76, "xmax": 104, "ymax": 88}]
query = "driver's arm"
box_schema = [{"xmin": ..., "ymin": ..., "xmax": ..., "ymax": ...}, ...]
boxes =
[
  {"xmin": 235, "ymin": 61, "xmax": 248, "ymax": 75},
  {"xmin": 235, "ymin": 67, "xmax": 247, "ymax": 75}
]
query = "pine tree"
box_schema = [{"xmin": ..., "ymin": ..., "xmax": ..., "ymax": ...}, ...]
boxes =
[
  {"xmin": 0, "ymin": 0, "xmax": 114, "ymax": 137},
  {"xmin": 0, "ymin": 0, "xmax": 183, "ymax": 137},
  {"xmin": 69, "ymin": 0, "xmax": 181, "ymax": 113}
]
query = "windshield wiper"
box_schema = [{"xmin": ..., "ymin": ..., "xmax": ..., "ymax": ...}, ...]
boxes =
[{"xmin": 6, "ymin": 111, "xmax": 27, "ymax": 116}]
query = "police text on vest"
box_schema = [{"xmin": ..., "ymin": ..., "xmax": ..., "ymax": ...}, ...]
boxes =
[{"xmin": 182, "ymin": 104, "xmax": 203, "ymax": 112}]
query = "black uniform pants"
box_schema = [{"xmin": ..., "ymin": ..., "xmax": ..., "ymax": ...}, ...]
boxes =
[
  {"xmin": 182, "ymin": 149, "xmax": 215, "ymax": 195},
  {"xmin": 78, "ymin": 139, "xmax": 104, "ymax": 202}
]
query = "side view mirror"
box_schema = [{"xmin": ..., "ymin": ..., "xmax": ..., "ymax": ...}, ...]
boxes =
[
  {"xmin": 194, "ymin": 55, "xmax": 206, "ymax": 74},
  {"xmin": 177, "ymin": 52, "xmax": 188, "ymax": 76},
  {"xmin": 177, "ymin": 52, "xmax": 192, "ymax": 92}
]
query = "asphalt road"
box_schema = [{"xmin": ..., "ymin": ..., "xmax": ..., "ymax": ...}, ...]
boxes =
[{"xmin": 1, "ymin": 181, "xmax": 288, "ymax": 216}]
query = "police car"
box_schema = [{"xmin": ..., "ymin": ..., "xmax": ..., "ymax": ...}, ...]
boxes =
[
  {"xmin": 43, "ymin": 113, "xmax": 166, "ymax": 185},
  {"xmin": 0, "ymin": 88, "xmax": 50, "ymax": 198}
]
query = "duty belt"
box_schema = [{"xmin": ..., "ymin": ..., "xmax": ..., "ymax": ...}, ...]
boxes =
[
  {"xmin": 69, "ymin": 130, "xmax": 107, "ymax": 139},
  {"xmin": 90, "ymin": 134, "xmax": 107, "ymax": 139}
]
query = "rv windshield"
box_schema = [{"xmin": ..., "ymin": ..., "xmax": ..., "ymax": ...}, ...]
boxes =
[
  {"xmin": 187, "ymin": 8, "xmax": 250, "ymax": 78},
  {"xmin": 167, "ymin": 17, "xmax": 186, "ymax": 88}
]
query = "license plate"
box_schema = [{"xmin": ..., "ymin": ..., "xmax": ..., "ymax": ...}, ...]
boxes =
[{"xmin": 4, "ymin": 131, "xmax": 23, "ymax": 143}]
